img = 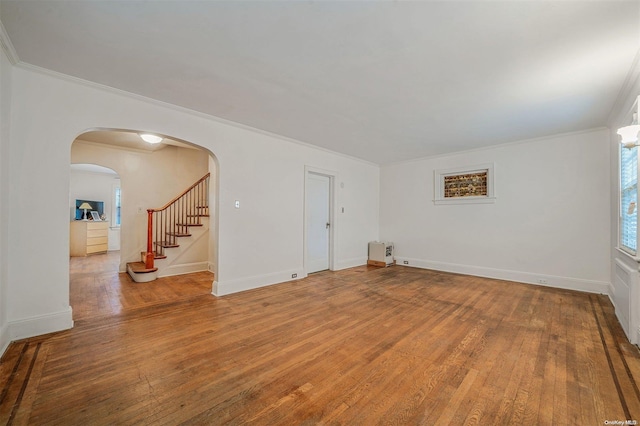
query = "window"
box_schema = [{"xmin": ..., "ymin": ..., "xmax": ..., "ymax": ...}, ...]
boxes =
[
  {"xmin": 112, "ymin": 185, "xmax": 121, "ymax": 227},
  {"xmin": 620, "ymin": 144, "xmax": 637, "ymax": 254}
]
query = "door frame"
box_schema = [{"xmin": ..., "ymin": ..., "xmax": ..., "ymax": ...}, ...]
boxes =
[{"xmin": 304, "ymin": 166, "xmax": 338, "ymax": 276}]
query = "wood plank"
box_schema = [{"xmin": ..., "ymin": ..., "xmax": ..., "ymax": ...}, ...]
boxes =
[{"xmin": 1, "ymin": 256, "xmax": 639, "ymax": 424}]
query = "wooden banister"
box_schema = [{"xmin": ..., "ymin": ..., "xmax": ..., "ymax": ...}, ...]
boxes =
[
  {"xmin": 145, "ymin": 209, "xmax": 155, "ymax": 269},
  {"xmin": 149, "ymin": 173, "xmax": 210, "ymax": 212},
  {"xmin": 144, "ymin": 173, "xmax": 210, "ymax": 269}
]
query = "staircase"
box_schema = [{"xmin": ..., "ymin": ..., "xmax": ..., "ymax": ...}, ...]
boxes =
[{"xmin": 127, "ymin": 173, "xmax": 210, "ymax": 283}]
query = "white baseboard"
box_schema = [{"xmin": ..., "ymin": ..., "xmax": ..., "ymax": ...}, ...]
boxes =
[
  {"xmin": 335, "ymin": 256, "xmax": 367, "ymax": 271},
  {"xmin": 157, "ymin": 261, "xmax": 210, "ymax": 278},
  {"xmin": 0, "ymin": 322, "xmax": 9, "ymax": 358},
  {"xmin": 213, "ymin": 269, "xmax": 305, "ymax": 297},
  {"xmin": 8, "ymin": 307, "xmax": 74, "ymax": 341},
  {"xmin": 395, "ymin": 257, "xmax": 610, "ymax": 294}
]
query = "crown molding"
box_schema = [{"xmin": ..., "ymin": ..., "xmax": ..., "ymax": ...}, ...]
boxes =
[
  {"xmin": 607, "ymin": 47, "xmax": 640, "ymax": 127},
  {"xmin": 14, "ymin": 62, "xmax": 379, "ymax": 168},
  {"xmin": 0, "ymin": 20, "xmax": 18, "ymax": 65},
  {"xmin": 383, "ymin": 127, "xmax": 609, "ymax": 167}
]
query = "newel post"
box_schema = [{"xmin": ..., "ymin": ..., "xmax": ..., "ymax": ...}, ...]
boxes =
[{"xmin": 145, "ymin": 209, "xmax": 155, "ymax": 269}]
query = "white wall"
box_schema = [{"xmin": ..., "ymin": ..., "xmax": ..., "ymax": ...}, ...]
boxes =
[
  {"xmin": 5, "ymin": 65, "xmax": 379, "ymax": 342},
  {"xmin": 380, "ymin": 128, "xmax": 611, "ymax": 293},
  {"xmin": 69, "ymin": 168, "xmax": 121, "ymax": 251},
  {"xmin": 71, "ymin": 141, "xmax": 210, "ymax": 270},
  {"xmin": 0, "ymin": 33, "xmax": 12, "ymax": 355}
]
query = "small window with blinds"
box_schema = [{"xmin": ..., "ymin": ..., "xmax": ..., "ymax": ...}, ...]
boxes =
[
  {"xmin": 112, "ymin": 184, "xmax": 121, "ymax": 227},
  {"xmin": 620, "ymin": 144, "xmax": 638, "ymax": 254}
]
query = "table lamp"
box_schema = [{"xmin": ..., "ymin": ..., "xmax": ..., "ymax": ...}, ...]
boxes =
[{"xmin": 78, "ymin": 202, "xmax": 92, "ymax": 220}]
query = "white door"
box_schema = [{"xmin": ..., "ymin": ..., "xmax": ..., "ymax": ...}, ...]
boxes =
[{"xmin": 306, "ymin": 173, "xmax": 331, "ymax": 273}]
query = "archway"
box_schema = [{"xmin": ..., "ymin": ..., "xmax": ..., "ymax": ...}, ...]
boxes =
[{"xmin": 69, "ymin": 129, "xmax": 219, "ymax": 320}]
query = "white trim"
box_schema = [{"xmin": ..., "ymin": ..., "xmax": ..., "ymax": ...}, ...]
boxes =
[
  {"xmin": 395, "ymin": 256, "xmax": 609, "ymax": 294},
  {"xmin": 212, "ymin": 269, "xmax": 306, "ymax": 297},
  {"xmin": 434, "ymin": 163, "xmax": 496, "ymax": 205},
  {"xmin": 70, "ymin": 163, "xmax": 119, "ymax": 176},
  {"xmin": 0, "ymin": 323, "xmax": 9, "ymax": 358},
  {"xmin": 8, "ymin": 307, "xmax": 74, "ymax": 341},
  {"xmin": 335, "ymin": 256, "xmax": 368, "ymax": 271},
  {"xmin": 616, "ymin": 246, "xmax": 640, "ymax": 263},
  {"xmin": 607, "ymin": 47, "xmax": 640, "ymax": 126},
  {"xmin": 617, "ymin": 97, "xmax": 640, "ymax": 259},
  {"xmin": 0, "ymin": 21, "xmax": 19, "ymax": 65},
  {"xmin": 384, "ymin": 127, "xmax": 609, "ymax": 167},
  {"xmin": 15, "ymin": 62, "xmax": 377, "ymax": 167},
  {"xmin": 157, "ymin": 261, "xmax": 210, "ymax": 278},
  {"xmin": 434, "ymin": 197, "xmax": 497, "ymax": 205},
  {"xmin": 612, "ymin": 258, "xmax": 634, "ymax": 340},
  {"xmin": 126, "ymin": 266, "xmax": 157, "ymax": 283},
  {"xmin": 304, "ymin": 166, "xmax": 339, "ymax": 275}
]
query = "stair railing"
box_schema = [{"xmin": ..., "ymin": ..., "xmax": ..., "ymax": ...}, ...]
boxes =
[{"xmin": 144, "ymin": 173, "xmax": 210, "ymax": 269}]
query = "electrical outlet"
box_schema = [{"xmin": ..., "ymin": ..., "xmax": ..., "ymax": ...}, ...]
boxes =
[
  {"xmin": 292, "ymin": 273, "xmax": 297, "ymax": 278},
  {"xmin": 403, "ymin": 261, "xmax": 409, "ymax": 265},
  {"xmin": 538, "ymin": 278, "xmax": 548, "ymax": 284}
]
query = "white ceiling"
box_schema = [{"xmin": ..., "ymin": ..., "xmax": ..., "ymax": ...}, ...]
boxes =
[
  {"xmin": 75, "ymin": 130, "xmax": 198, "ymax": 152},
  {"xmin": 1, "ymin": 1, "xmax": 639, "ymax": 164}
]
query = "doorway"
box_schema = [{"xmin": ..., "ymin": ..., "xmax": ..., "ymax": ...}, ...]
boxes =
[
  {"xmin": 305, "ymin": 168, "xmax": 336, "ymax": 274},
  {"xmin": 69, "ymin": 129, "xmax": 219, "ymax": 320}
]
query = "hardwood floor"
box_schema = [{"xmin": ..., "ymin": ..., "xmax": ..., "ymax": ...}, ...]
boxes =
[
  {"xmin": 2, "ymin": 258, "xmax": 640, "ymax": 425},
  {"xmin": 69, "ymin": 252, "xmax": 214, "ymax": 321}
]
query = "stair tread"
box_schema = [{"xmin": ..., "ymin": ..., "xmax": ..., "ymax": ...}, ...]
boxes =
[
  {"xmin": 155, "ymin": 241, "xmax": 180, "ymax": 248},
  {"xmin": 166, "ymin": 231, "xmax": 192, "ymax": 237},
  {"xmin": 126, "ymin": 262, "xmax": 158, "ymax": 274},
  {"xmin": 187, "ymin": 214, "xmax": 209, "ymax": 217},
  {"xmin": 176, "ymin": 223, "xmax": 203, "ymax": 227},
  {"xmin": 140, "ymin": 251, "xmax": 167, "ymax": 260}
]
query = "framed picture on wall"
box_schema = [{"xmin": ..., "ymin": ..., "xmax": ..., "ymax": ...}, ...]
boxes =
[
  {"xmin": 90, "ymin": 211, "xmax": 101, "ymax": 221},
  {"xmin": 433, "ymin": 163, "xmax": 496, "ymax": 205}
]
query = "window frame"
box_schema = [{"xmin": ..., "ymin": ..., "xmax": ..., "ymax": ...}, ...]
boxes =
[
  {"xmin": 619, "ymin": 143, "xmax": 638, "ymax": 255},
  {"xmin": 433, "ymin": 163, "xmax": 496, "ymax": 205},
  {"xmin": 618, "ymin": 96, "xmax": 640, "ymax": 257},
  {"xmin": 112, "ymin": 183, "xmax": 121, "ymax": 228}
]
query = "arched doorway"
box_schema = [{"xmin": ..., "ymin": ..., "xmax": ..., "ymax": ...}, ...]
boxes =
[{"xmin": 69, "ymin": 129, "xmax": 219, "ymax": 320}]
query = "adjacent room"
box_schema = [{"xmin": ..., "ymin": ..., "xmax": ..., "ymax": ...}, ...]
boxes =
[{"xmin": 0, "ymin": 1, "xmax": 639, "ymax": 424}]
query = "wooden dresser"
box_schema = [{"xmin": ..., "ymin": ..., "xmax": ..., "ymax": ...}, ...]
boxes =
[{"xmin": 70, "ymin": 221, "xmax": 109, "ymax": 256}]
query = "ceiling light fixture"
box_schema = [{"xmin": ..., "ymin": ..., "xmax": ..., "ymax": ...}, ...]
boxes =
[
  {"xmin": 140, "ymin": 133, "xmax": 163, "ymax": 144},
  {"xmin": 619, "ymin": 112, "xmax": 640, "ymax": 149}
]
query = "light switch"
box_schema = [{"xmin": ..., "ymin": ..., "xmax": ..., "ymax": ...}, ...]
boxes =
[{"xmin": 235, "ymin": 200, "xmax": 240, "ymax": 209}]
